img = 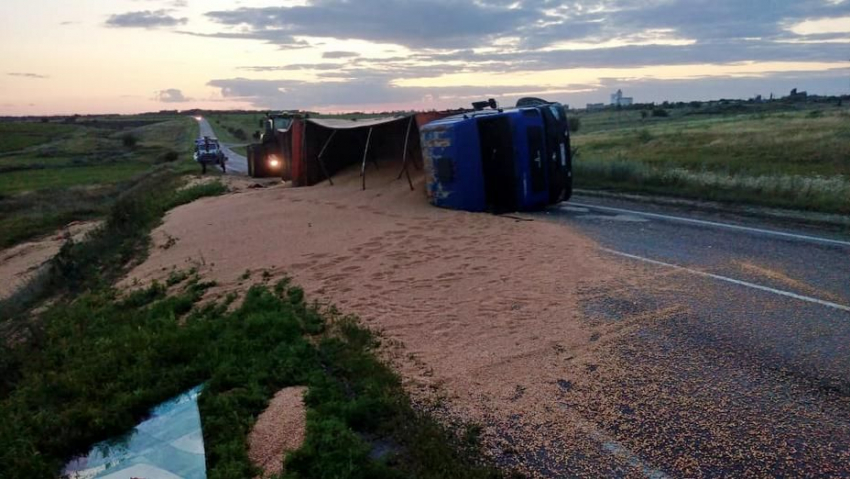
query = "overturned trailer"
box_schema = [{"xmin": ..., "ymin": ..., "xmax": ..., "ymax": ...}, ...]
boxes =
[{"xmin": 249, "ymin": 113, "xmax": 445, "ymax": 189}]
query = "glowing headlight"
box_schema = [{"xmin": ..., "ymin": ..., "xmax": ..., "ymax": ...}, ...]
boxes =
[{"xmin": 268, "ymin": 158, "xmax": 281, "ymax": 168}]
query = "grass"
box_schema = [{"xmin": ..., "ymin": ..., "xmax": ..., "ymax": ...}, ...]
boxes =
[
  {"xmin": 0, "ymin": 162, "xmax": 151, "ymax": 195},
  {"xmin": 0, "ymin": 122, "xmax": 78, "ymax": 153},
  {"xmin": 0, "ymin": 115, "xmax": 200, "ymax": 249},
  {"xmin": 0, "ymin": 169, "xmax": 227, "ymax": 322},
  {"xmin": 207, "ymin": 113, "xmax": 265, "ymax": 145},
  {"xmin": 0, "ymin": 278, "xmax": 508, "ymax": 478},
  {"xmin": 571, "ymin": 102, "xmax": 850, "ymax": 213}
]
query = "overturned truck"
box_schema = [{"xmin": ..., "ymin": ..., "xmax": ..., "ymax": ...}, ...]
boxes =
[
  {"xmin": 248, "ymin": 99, "xmax": 572, "ymax": 213},
  {"xmin": 421, "ymin": 98, "xmax": 572, "ymax": 212},
  {"xmin": 248, "ymin": 113, "xmax": 444, "ymax": 189}
]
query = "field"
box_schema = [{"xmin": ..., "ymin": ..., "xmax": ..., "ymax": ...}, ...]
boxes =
[
  {"xmin": 207, "ymin": 113, "xmax": 265, "ymax": 156},
  {"xmin": 0, "ymin": 116, "xmax": 199, "ymax": 248},
  {"xmin": 570, "ymin": 102, "xmax": 850, "ymax": 214}
]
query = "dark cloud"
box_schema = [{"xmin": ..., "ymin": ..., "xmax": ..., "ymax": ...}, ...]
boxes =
[
  {"xmin": 106, "ymin": 10, "xmax": 187, "ymax": 28},
  {"xmin": 196, "ymin": 0, "xmax": 850, "ymax": 109},
  {"xmin": 155, "ymin": 88, "xmax": 190, "ymax": 102},
  {"xmin": 208, "ymin": 68, "xmax": 850, "ymax": 112},
  {"xmin": 175, "ymin": 30, "xmax": 309, "ymax": 49},
  {"xmin": 205, "ymin": 1, "xmax": 538, "ymax": 49},
  {"xmin": 323, "ymin": 51, "xmax": 360, "ymax": 59},
  {"xmin": 8, "ymin": 72, "xmax": 49, "ymax": 79},
  {"xmin": 201, "ymin": 0, "xmax": 850, "ymax": 59}
]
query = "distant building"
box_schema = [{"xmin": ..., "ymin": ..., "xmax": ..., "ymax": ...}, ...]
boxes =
[
  {"xmin": 586, "ymin": 103, "xmax": 605, "ymax": 111},
  {"xmin": 610, "ymin": 89, "xmax": 634, "ymax": 107},
  {"xmin": 787, "ymin": 88, "xmax": 808, "ymax": 100}
]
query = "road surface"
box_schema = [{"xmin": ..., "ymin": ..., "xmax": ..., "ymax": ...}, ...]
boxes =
[
  {"xmin": 526, "ymin": 194, "xmax": 850, "ymax": 476},
  {"xmin": 196, "ymin": 117, "xmax": 248, "ymax": 175}
]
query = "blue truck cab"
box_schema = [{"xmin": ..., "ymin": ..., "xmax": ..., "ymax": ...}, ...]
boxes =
[{"xmin": 420, "ymin": 99, "xmax": 571, "ymax": 213}]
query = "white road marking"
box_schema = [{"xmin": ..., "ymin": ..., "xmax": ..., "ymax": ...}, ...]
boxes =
[
  {"xmin": 569, "ymin": 415, "xmax": 671, "ymax": 479},
  {"xmin": 603, "ymin": 248, "xmax": 850, "ymax": 313},
  {"xmin": 568, "ymin": 202, "xmax": 850, "ymax": 248}
]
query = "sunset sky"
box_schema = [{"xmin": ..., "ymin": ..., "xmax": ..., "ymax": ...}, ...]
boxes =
[{"xmin": 1, "ymin": 0, "xmax": 849, "ymax": 115}]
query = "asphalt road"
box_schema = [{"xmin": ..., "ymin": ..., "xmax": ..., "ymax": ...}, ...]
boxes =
[
  {"xmin": 196, "ymin": 117, "xmax": 248, "ymax": 175},
  {"xmin": 531, "ymin": 194, "xmax": 850, "ymax": 477}
]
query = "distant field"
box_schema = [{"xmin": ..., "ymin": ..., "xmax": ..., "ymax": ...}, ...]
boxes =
[
  {"xmin": 0, "ymin": 163, "xmax": 151, "ymax": 195},
  {"xmin": 571, "ymin": 102, "xmax": 850, "ymax": 214},
  {"xmin": 0, "ymin": 123, "xmax": 78, "ymax": 153},
  {"xmin": 207, "ymin": 113, "xmax": 264, "ymax": 145},
  {"xmin": 0, "ymin": 116, "xmax": 199, "ymax": 248}
]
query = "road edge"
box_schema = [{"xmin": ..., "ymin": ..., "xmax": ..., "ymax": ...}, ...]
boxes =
[{"xmin": 573, "ymin": 189, "xmax": 850, "ymax": 232}]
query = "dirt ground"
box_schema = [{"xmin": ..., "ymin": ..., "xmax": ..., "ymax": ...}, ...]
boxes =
[
  {"xmin": 0, "ymin": 221, "xmax": 100, "ymax": 302},
  {"xmin": 123, "ymin": 163, "xmax": 648, "ymax": 476}
]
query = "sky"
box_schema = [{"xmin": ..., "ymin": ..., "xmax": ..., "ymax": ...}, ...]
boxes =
[{"xmin": 0, "ymin": 0, "xmax": 849, "ymax": 115}]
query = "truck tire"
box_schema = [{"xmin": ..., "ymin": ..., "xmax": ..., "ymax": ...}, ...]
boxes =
[{"xmin": 202, "ymin": 163, "xmax": 207, "ymax": 174}]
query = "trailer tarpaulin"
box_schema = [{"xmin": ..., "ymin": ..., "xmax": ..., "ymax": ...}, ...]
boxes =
[{"xmin": 251, "ymin": 112, "xmax": 447, "ymax": 189}]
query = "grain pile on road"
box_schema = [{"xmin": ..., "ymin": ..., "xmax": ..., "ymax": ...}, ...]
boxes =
[
  {"xmin": 248, "ymin": 386, "xmax": 308, "ymax": 478},
  {"xmin": 124, "ymin": 163, "xmax": 644, "ymax": 476}
]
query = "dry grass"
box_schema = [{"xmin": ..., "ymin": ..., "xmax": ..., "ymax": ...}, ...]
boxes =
[{"xmin": 572, "ymin": 105, "xmax": 850, "ymax": 213}]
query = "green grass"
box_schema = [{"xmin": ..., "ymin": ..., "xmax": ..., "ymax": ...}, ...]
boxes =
[
  {"xmin": 0, "ymin": 116, "xmax": 200, "ymax": 249},
  {"xmin": 207, "ymin": 113, "xmax": 265, "ymax": 145},
  {"xmin": 0, "ymin": 162, "xmax": 151, "ymax": 195},
  {"xmin": 0, "ymin": 169, "xmax": 227, "ymax": 320},
  {"xmin": 0, "ymin": 279, "xmax": 508, "ymax": 478},
  {"xmin": 0, "ymin": 122, "xmax": 78, "ymax": 153},
  {"xmin": 572, "ymin": 103, "xmax": 850, "ymax": 213}
]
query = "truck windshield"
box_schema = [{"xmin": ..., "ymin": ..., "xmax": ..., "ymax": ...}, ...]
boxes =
[{"xmin": 273, "ymin": 117, "xmax": 293, "ymax": 130}]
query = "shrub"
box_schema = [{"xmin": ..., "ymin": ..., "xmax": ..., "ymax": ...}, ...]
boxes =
[
  {"xmin": 651, "ymin": 108, "xmax": 669, "ymax": 118},
  {"xmin": 637, "ymin": 129, "xmax": 654, "ymax": 143},
  {"xmin": 567, "ymin": 117, "xmax": 581, "ymax": 133},
  {"xmin": 121, "ymin": 133, "xmax": 138, "ymax": 148},
  {"xmin": 157, "ymin": 150, "xmax": 180, "ymax": 163}
]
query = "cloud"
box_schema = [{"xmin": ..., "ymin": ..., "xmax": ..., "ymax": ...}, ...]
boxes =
[
  {"xmin": 8, "ymin": 72, "xmax": 49, "ymax": 79},
  {"xmin": 155, "ymin": 88, "xmax": 190, "ymax": 102},
  {"xmin": 323, "ymin": 51, "xmax": 361, "ymax": 59},
  {"xmin": 196, "ymin": 0, "xmax": 850, "ymax": 110},
  {"xmin": 204, "ymin": 1, "xmax": 537, "ymax": 49},
  {"xmin": 176, "ymin": 30, "xmax": 309, "ymax": 49},
  {"xmin": 106, "ymin": 10, "xmax": 187, "ymax": 28}
]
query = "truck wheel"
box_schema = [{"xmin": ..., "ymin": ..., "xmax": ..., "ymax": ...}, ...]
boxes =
[
  {"xmin": 221, "ymin": 161, "xmax": 226, "ymax": 173},
  {"xmin": 202, "ymin": 163, "xmax": 207, "ymax": 174}
]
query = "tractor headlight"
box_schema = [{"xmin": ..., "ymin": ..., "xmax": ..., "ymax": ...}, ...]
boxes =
[{"xmin": 268, "ymin": 157, "xmax": 281, "ymax": 168}]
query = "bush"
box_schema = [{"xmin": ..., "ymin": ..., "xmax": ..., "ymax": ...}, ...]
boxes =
[
  {"xmin": 233, "ymin": 129, "xmax": 248, "ymax": 141},
  {"xmin": 651, "ymin": 108, "xmax": 669, "ymax": 118},
  {"xmin": 157, "ymin": 150, "xmax": 180, "ymax": 163},
  {"xmin": 121, "ymin": 133, "xmax": 138, "ymax": 148},
  {"xmin": 637, "ymin": 129, "xmax": 654, "ymax": 143},
  {"xmin": 567, "ymin": 116, "xmax": 581, "ymax": 133}
]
